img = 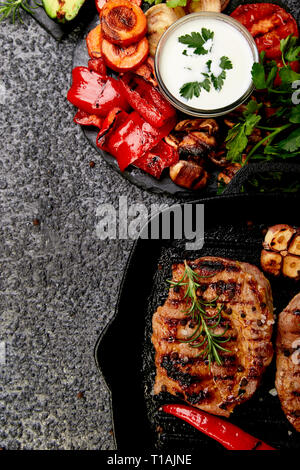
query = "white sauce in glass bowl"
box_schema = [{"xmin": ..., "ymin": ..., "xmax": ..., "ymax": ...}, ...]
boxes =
[{"xmin": 157, "ymin": 15, "xmax": 256, "ymax": 112}]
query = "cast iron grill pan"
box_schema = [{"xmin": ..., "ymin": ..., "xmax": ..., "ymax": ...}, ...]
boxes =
[
  {"xmin": 95, "ymin": 193, "xmax": 300, "ymax": 451},
  {"xmin": 72, "ymin": 0, "xmax": 300, "ymax": 197}
]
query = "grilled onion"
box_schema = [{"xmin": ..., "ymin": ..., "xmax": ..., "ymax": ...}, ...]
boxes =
[{"xmin": 145, "ymin": 4, "xmax": 185, "ymax": 56}]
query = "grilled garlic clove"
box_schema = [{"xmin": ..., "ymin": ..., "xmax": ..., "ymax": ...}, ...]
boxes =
[
  {"xmin": 264, "ymin": 224, "xmax": 296, "ymax": 252},
  {"xmin": 288, "ymin": 234, "xmax": 300, "ymax": 256},
  {"xmin": 169, "ymin": 160, "xmax": 208, "ymax": 190},
  {"xmin": 282, "ymin": 255, "xmax": 300, "ymax": 280},
  {"xmin": 261, "ymin": 224, "xmax": 300, "ymax": 280},
  {"xmin": 188, "ymin": 0, "xmax": 221, "ymax": 13},
  {"xmin": 164, "ymin": 134, "xmax": 181, "ymax": 150},
  {"xmin": 260, "ymin": 250, "xmax": 282, "ymax": 277}
]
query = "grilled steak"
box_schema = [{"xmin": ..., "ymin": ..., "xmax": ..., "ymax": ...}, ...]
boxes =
[
  {"xmin": 276, "ymin": 293, "xmax": 300, "ymax": 431},
  {"xmin": 152, "ymin": 257, "xmax": 274, "ymax": 417}
]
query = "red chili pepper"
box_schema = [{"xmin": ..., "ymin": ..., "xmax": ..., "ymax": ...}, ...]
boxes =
[
  {"xmin": 74, "ymin": 109, "xmax": 103, "ymax": 128},
  {"xmin": 119, "ymin": 74, "xmax": 176, "ymax": 128},
  {"xmin": 88, "ymin": 57, "xmax": 107, "ymax": 77},
  {"xmin": 162, "ymin": 404, "xmax": 276, "ymax": 451},
  {"xmin": 67, "ymin": 67, "xmax": 129, "ymax": 117},
  {"xmin": 97, "ymin": 110, "xmax": 176, "ymax": 171},
  {"xmin": 134, "ymin": 140, "xmax": 179, "ymax": 179}
]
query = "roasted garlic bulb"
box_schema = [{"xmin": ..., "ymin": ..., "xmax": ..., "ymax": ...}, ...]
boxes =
[{"xmin": 261, "ymin": 224, "xmax": 300, "ymax": 280}]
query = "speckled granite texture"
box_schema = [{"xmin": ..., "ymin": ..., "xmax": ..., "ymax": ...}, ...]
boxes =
[{"xmin": 0, "ymin": 15, "xmax": 173, "ymax": 450}]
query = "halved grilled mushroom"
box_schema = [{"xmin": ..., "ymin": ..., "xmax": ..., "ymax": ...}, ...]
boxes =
[
  {"xmin": 164, "ymin": 133, "xmax": 181, "ymax": 150},
  {"xmin": 207, "ymin": 147, "xmax": 228, "ymax": 167},
  {"xmin": 169, "ymin": 161, "xmax": 209, "ymax": 190},
  {"xmin": 178, "ymin": 131, "xmax": 217, "ymax": 158},
  {"xmin": 174, "ymin": 118, "xmax": 219, "ymax": 135},
  {"xmin": 217, "ymin": 163, "xmax": 242, "ymax": 185}
]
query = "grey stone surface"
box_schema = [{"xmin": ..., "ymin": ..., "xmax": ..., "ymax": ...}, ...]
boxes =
[{"xmin": 0, "ymin": 14, "xmax": 173, "ymax": 450}]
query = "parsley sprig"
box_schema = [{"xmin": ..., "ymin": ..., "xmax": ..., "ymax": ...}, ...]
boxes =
[
  {"xmin": 168, "ymin": 261, "xmax": 231, "ymax": 367},
  {"xmin": 180, "ymin": 56, "xmax": 233, "ymax": 100},
  {"xmin": 225, "ymin": 100, "xmax": 262, "ymax": 162},
  {"xmin": 225, "ymin": 34, "xmax": 300, "ymax": 165},
  {"xmin": 178, "ymin": 29, "xmax": 214, "ymax": 55},
  {"xmin": 0, "ymin": 0, "xmax": 41, "ymax": 23}
]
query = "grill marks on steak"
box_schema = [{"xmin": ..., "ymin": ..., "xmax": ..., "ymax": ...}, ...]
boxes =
[
  {"xmin": 276, "ymin": 293, "xmax": 300, "ymax": 432},
  {"xmin": 152, "ymin": 257, "xmax": 274, "ymax": 417}
]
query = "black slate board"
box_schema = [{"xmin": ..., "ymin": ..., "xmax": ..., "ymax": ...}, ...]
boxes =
[
  {"xmin": 72, "ymin": 0, "xmax": 300, "ymax": 197},
  {"xmin": 28, "ymin": 0, "xmax": 97, "ymax": 41}
]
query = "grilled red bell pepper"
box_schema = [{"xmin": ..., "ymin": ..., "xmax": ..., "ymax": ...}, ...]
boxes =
[
  {"xmin": 134, "ymin": 140, "xmax": 179, "ymax": 179},
  {"xmin": 74, "ymin": 109, "xmax": 103, "ymax": 128},
  {"xmin": 97, "ymin": 110, "xmax": 176, "ymax": 171},
  {"xmin": 67, "ymin": 67, "xmax": 129, "ymax": 117},
  {"xmin": 162, "ymin": 404, "xmax": 276, "ymax": 451},
  {"xmin": 119, "ymin": 74, "xmax": 176, "ymax": 128},
  {"xmin": 88, "ymin": 57, "xmax": 107, "ymax": 77},
  {"xmin": 96, "ymin": 107, "xmax": 129, "ymax": 149}
]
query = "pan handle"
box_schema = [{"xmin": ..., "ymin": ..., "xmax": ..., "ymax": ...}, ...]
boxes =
[{"xmin": 223, "ymin": 162, "xmax": 300, "ymax": 195}]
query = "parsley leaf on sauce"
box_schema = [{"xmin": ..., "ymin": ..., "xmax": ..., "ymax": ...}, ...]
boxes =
[{"xmin": 178, "ymin": 29, "xmax": 214, "ymax": 55}]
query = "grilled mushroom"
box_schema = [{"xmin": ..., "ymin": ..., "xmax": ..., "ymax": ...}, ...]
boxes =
[
  {"xmin": 178, "ymin": 132, "xmax": 217, "ymax": 159},
  {"xmin": 164, "ymin": 133, "xmax": 181, "ymax": 150},
  {"xmin": 175, "ymin": 118, "xmax": 219, "ymax": 135},
  {"xmin": 207, "ymin": 148, "xmax": 228, "ymax": 167},
  {"xmin": 170, "ymin": 161, "xmax": 209, "ymax": 190},
  {"xmin": 217, "ymin": 163, "xmax": 242, "ymax": 185},
  {"xmin": 261, "ymin": 224, "xmax": 300, "ymax": 280}
]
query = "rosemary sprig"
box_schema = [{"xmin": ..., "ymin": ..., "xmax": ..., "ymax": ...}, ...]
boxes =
[
  {"xmin": 0, "ymin": 0, "xmax": 41, "ymax": 23},
  {"xmin": 168, "ymin": 260, "xmax": 231, "ymax": 367}
]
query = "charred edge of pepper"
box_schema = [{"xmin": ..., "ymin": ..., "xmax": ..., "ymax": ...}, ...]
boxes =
[{"xmin": 96, "ymin": 109, "xmax": 123, "ymax": 146}]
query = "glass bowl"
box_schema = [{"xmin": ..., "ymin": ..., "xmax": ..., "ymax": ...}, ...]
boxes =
[{"xmin": 154, "ymin": 12, "xmax": 259, "ymax": 117}]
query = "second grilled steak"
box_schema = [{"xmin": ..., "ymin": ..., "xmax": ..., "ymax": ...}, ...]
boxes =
[
  {"xmin": 276, "ymin": 293, "xmax": 300, "ymax": 432},
  {"xmin": 152, "ymin": 257, "xmax": 274, "ymax": 417}
]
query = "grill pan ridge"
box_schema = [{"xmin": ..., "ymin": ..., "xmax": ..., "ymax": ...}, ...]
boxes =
[{"xmin": 95, "ymin": 194, "xmax": 300, "ymax": 451}]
